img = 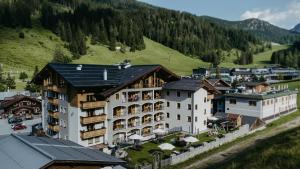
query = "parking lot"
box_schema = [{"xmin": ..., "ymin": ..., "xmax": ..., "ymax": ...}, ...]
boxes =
[{"xmin": 0, "ymin": 117, "xmax": 42, "ymax": 135}]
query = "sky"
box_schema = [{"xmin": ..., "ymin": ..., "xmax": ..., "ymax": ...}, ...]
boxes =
[{"xmin": 138, "ymin": 0, "xmax": 300, "ymax": 29}]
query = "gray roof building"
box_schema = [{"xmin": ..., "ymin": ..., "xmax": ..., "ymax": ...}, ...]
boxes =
[{"xmin": 0, "ymin": 134, "xmax": 125, "ymax": 169}]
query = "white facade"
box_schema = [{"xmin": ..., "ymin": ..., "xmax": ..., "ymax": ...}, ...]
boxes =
[
  {"xmin": 164, "ymin": 88, "xmax": 212, "ymax": 134},
  {"xmin": 225, "ymin": 92, "xmax": 297, "ymax": 120}
]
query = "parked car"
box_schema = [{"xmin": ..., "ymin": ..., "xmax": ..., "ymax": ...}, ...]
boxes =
[
  {"xmin": 8, "ymin": 117, "xmax": 23, "ymax": 124},
  {"xmin": 12, "ymin": 123, "xmax": 27, "ymax": 131}
]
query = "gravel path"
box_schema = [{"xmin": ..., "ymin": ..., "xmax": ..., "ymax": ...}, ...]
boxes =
[{"xmin": 184, "ymin": 115, "xmax": 300, "ymax": 169}]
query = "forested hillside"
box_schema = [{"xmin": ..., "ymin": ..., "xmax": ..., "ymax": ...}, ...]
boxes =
[
  {"xmin": 271, "ymin": 41, "xmax": 300, "ymax": 68},
  {"xmin": 0, "ymin": 0, "xmax": 262, "ymax": 65}
]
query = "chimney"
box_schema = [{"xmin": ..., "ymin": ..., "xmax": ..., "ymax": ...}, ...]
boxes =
[
  {"xmin": 76, "ymin": 65, "xmax": 82, "ymax": 71},
  {"xmin": 103, "ymin": 69, "xmax": 107, "ymax": 81}
]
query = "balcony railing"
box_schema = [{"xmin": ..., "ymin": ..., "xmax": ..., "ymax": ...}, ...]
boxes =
[
  {"xmin": 154, "ymin": 105, "xmax": 163, "ymax": 111},
  {"xmin": 48, "ymin": 111, "xmax": 59, "ymax": 119},
  {"xmin": 142, "ymin": 119, "xmax": 152, "ymax": 125},
  {"xmin": 142, "ymin": 94, "xmax": 152, "ymax": 100},
  {"xmin": 113, "ymin": 124, "xmax": 125, "ymax": 131},
  {"xmin": 47, "ymin": 84, "xmax": 66, "ymax": 93},
  {"xmin": 48, "ymin": 98, "xmax": 59, "ymax": 105},
  {"xmin": 81, "ymin": 101, "xmax": 106, "ymax": 110},
  {"xmin": 128, "ymin": 95, "xmax": 139, "ymax": 102},
  {"xmin": 128, "ymin": 122, "xmax": 140, "ymax": 128},
  {"xmin": 48, "ymin": 124, "xmax": 60, "ymax": 132},
  {"xmin": 80, "ymin": 114, "xmax": 106, "ymax": 125},
  {"xmin": 142, "ymin": 106, "xmax": 153, "ymax": 113},
  {"xmin": 80, "ymin": 128, "xmax": 106, "ymax": 140}
]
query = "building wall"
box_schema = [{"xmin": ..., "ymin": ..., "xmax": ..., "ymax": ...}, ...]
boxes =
[
  {"xmin": 106, "ymin": 87, "xmax": 165, "ymax": 145},
  {"xmin": 164, "ymin": 88, "xmax": 211, "ymax": 134},
  {"xmin": 225, "ymin": 93, "xmax": 298, "ymax": 119},
  {"xmin": 225, "ymin": 98, "xmax": 262, "ymax": 118}
]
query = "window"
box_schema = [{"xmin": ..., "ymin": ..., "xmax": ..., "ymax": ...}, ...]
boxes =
[
  {"xmin": 204, "ymin": 97, "xmax": 207, "ymax": 103},
  {"xmin": 177, "ymin": 91, "xmax": 181, "ymax": 97},
  {"xmin": 263, "ymin": 101, "xmax": 265, "ymax": 106},
  {"xmin": 271, "ymin": 100, "xmax": 273, "ymax": 104},
  {"xmin": 204, "ymin": 109, "xmax": 206, "ymax": 115},
  {"xmin": 188, "ymin": 116, "xmax": 192, "ymax": 122},
  {"xmin": 177, "ymin": 103, "xmax": 181, "ymax": 109},
  {"xmin": 177, "ymin": 114, "xmax": 181, "ymax": 120},
  {"xmin": 167, "ymin": 91, "xmax": 170, "ymax": 96},
  {"xmin": 88, "ymin": 138, "xmax": 93, "ymax": 145},
  {"xmin": 229, "ymin": 99, "xmax": 236, "ymax": 104},
  {"xmin": 95, "ymin": 137, "xmax": 100, "ymax": 143},
  {"xmin": 188, "ymin": 104, "xmax": 192, "ymax": 110},
  {"xmin": 167, "ymin": 113, "xmax": 170, "ymax": 118},
  {"xmin": 165, "ymin": 123, "xmax": 169, "ymax": 128},
  {"xmin": 115, "ymin": 94, "xmax": 119, "ymax": 100},
  {"xmin": 87, "ymin": 95, "xmax": 95, "ymax": 102},
  {"xmin": 204, "ymin": 120, "xmax": 207, "ymax": 125},
  {"xmin": 195, "ymin": 104, "xmax": 198, "ymax": 110},
  {"xmin": 267, "ymin": 100, "xmax": 269, "ymax": 105},
  {"xmin": 188, "ymin": 92, "xmax": 192, "ymax": 98},
  {"xmin": 249, "ymin": 101, "xmax": 257, "ymax": 106},
  {"xmin": 167, "ymin": 102, "xmax": 170, "ymax": 107},
  {"xmin": 195, "ymin": 116, "xmax": 198, "ymax": 122}
]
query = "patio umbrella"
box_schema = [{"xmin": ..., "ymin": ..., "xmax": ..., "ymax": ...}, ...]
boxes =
[
  {"xmin": 153, "ymin": 128, "xmax": 166, "ymax": 135},
  {"xmin": 128, "ymin": 134, "xmax": 144, "ymax": 140},
  {"xmin": 158, "ymin": 143, "xmax": 175, "ymax": 150},
  {"xmin": 183, "ymin": 136, "xmax": 199, "ymax": 143}
]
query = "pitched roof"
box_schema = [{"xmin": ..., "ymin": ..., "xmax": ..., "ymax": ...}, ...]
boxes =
[
  {"xmin": 33, "ymin": 63, "xmax": 180, "ymax": 97},
  {"xmin": 0, "ymin": 134, "xmax": 125, "ymax": 169},
  {"xmin": 163, "ymin": 79, "xmax": 204, "ymax": 91},
  {"xmin": 225, "ymin": 90, "xmax": 298, "ymax": 100},
  {"xmin": 240, "ymin": 82, "xmax": 269, "ymax": 87},
  {"xmin": 0, "ymin": 95, "xmax": 40, "ymax": 108}
]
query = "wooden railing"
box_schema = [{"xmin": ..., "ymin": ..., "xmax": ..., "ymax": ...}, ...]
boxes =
[
  {"xmin": 80, "ymin": 114, "xmax": 106, "ymax": 125},
  {"xmin": 48, "ymin": 111, "xmax": 59, "ymax": 119},
  {"xmin": 47, "ymin": 84, "xmax": 66, "ymax": 93},
  {"xmin": 81, "ymin": 101, "xmax": 106, "ymax": 109},
  {"xmin": 48, "ymin": 124, "xmax": 60, "ymax": 132},
  {"xmin": 113, "ymin": 124, "xmax": 125, "ymax": 131},
  {"xmin": 48, "ymin": 98, "xmax": 59, "ymax": 105},
  {"xmin": 80, "ymin": 128, "xmax": 106, "ymax": 140}
]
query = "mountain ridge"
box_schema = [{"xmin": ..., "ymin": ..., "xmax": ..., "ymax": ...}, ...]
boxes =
[{"xmin": 202, "ymin": 16, "xmax": 300, "ymax": 44}]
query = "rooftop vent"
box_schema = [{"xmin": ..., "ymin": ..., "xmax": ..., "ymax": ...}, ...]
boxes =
[
  {"xmin": 76, "ymin": 65, "xmax": 82, "ymax": 71},
  {"xmin": 103, "ymin": 69, "xmax": 108, "ymax": 81}
]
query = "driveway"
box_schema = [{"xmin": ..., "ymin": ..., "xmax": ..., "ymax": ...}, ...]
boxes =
[{"xmin": 0, "ymin": 117, "xmax": 42, "ymax": 135}]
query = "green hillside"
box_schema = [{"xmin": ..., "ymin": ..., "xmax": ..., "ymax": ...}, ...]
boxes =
[
  {"xmin": 0, "ymin": 25, "xmax": 288, "ymax": 90},
  {"xmin": 0, "ymin": 25, "xmax": 209, "ymax": 76}
]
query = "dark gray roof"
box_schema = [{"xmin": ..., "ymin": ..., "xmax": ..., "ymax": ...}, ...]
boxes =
[
  {"xmin": 47, "ymin": 63, "xmax": 161, "ymax": 88},
  {"xmin": 163, "ymin": 79, "xmax": 204, "ymax": 91},
  {"xmin": 232, "ymin": 71, "xmax": 253, "ymax": 75},
  {"xmin": 0, "ymin": 134, "xmax": 125, "ymax": 169}
]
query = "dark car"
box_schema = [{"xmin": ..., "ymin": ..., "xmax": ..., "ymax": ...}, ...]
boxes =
[
  {"xmin": 8, "ymin": 117, "xmax": 23, "ymax": 124},
  {"xmin": 12, "ymin": 123, "xmax": 27, "ymax": 131}
]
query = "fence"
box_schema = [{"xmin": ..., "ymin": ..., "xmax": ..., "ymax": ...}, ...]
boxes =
[{"xmin": 138, "ymin": 124, "xmax": 250, "ymax": 169}]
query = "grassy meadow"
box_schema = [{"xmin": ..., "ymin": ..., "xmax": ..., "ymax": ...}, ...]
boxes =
[{"xmin": 207, "ymin": 126, "xmax": 300, "ymax": 169}]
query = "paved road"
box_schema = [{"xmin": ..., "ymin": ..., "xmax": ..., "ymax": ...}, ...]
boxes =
[
  {"xmin": 0, "ymin": 117, "xmax": 42, "ymax": 135},
  {"xmin": 184, "ymin": 115, "xmax": 300, "ymax": 169}
]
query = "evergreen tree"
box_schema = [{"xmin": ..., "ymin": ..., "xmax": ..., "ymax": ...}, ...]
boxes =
[
  {"xmin": 33, "ymin": 66, "xmax": 39, "ymax": 77},
  {"xmin": 6, "ymin": 74, "xmax": 16, "ymax": 90},
  {"xmin": 19, "ymin": 72, "xmax": 28, "ymax": 81},
  {"xmin": 52, "ymin": 45, "xmax": 71, "ymax": 63}
]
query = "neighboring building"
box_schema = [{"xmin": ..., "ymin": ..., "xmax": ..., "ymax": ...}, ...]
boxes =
[
  {"xmin": 0, "ymin": 134, "xmax": 125, "ymax": 169},
  {"xmin": 0, "ymin": 94, "xmax": 41, "ymax": 118},
  {"xmin": 204, "ymin": 79, "xmax": 231, "ymax": 114},
  {"xmin": 192, "ymin": 68, "xmax": 209, "ymax": 79},
  {"xmin": 33, "ymin": 63, "xmax": 179, "ymax": 146},
  {"xmin": 237, "ymin": 82, "xmax": 270, "ymax": 93},
  {"xmin": 163, "ymin": 79, "xmax": 218, "ymax": 134},
  {"xmin": 225, "ymin": 88, "xmax": 298, "ymax": 121}
]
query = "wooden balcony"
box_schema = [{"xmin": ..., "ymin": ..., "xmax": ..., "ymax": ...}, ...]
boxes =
[
  {"xmin": 48, "ymin": 124, "xmax": 60, "ymax": 132},
  {"xmin": 80, "ymin": 114, "xmax": 106, "ymax": 125},
  {"xmin": 208, "ymin": 94, "xmax": 214, "ymax": 100},
  {"xmin": 81, "ymin": 101, "xmax": 106, "ymax": 110},
  {"xmin": 48, "ymin": 98, "xmax": 59, "ymax": 105},
  {"xmin": 48, "ymin": 111, "xmax": 59, "ymax": 119},
  {"xmin": 113, "ymin": 124, "xmax": 125, "ymax": 131},
  {"xmin": 47, "ymin": 85, "xmax": 66, "ymax": 93},
  {"xmin": 80, "ymin": 128, "xmax": 106, "ymax": 140}
]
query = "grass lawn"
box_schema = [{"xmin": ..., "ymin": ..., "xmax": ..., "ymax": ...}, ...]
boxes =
[
  {"xmin": 169, "ymin": 110, "xmax": 300, "ymax": 169},
  {"xmin": 208, "ymin": 126, "xmax": 300, "ymax": 169},
  {"xmin": 126, "ymin": 132, "xmax": 220, "ymax": 167}
]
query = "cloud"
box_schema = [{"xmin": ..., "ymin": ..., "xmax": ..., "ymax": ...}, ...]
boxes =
[{"xmin": 241, "ymin": 1, "xmax": 300, "ymax": 28}]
